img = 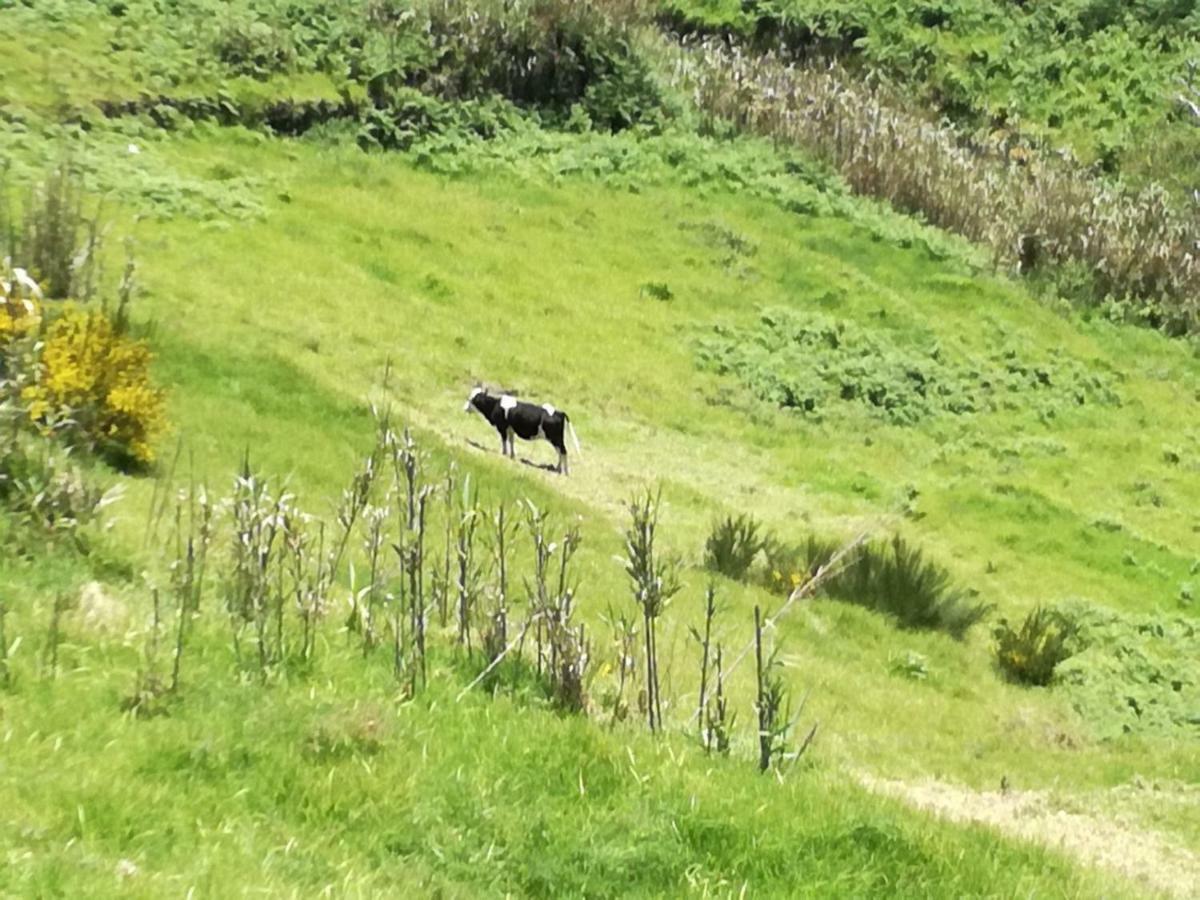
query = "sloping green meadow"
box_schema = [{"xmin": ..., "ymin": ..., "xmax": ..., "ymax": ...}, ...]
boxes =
[
  {"xmin": 2, "ymin": 3, "xmax": 1199, "ymax": 894},
  {"xmin": 0, "ymin": 118, "xmax": 1194, "ymax": 891}
]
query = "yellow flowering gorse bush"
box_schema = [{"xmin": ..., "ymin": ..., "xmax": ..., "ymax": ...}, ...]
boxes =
[{"xmin": 22, "ymin": 307, "xmax": 166, "ymax": 465}]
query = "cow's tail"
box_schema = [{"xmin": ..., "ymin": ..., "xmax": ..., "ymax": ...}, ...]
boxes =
[{"xmin": 566, "ymin": 415, "xmax": 582, "ymax": 458}]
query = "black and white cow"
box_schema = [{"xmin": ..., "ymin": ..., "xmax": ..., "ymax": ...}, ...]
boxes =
[{"xmin": 464, "ymin": 387, "xmax": 581, "ymax": 474}]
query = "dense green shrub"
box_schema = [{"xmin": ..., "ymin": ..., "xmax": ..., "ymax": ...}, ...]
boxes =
[
  {"xmin": 0, "ymin": 430, "xmax": 112, "ymax": 547},
  {"xmin": 186, "ymin": 0, "xmax": 666, "ymax": 130},
  {"xmin": 760, "ymin": 533, "xmax": 841, "ymax": 592},
  {"xmin": 836, "ymin": 535, "xmax": 991, "ymax": 639},
  {"xmin": 704, "ymin": 512, "xmax": 767, "ymax": 579},
  {"xmin": 212, "ymin": 12, "xmax": 297, "ymax": 79},
  {"xmin": 1054, "ymin": 604, "xmax": 1199, "ymax": 738},
  {"xmin": 993, "ymin": 605, "xmax": 1079, "ymax": 686},
  {"xmin": 758, "ymin": 530, "xmax": 988, "ymax": 639},
  {"xmin": 698, "ymin": 310, "xmax": 1120, "ymax": 425},
  {"xmin": 417, "ymin": 0, "xmax": 665, "ymax": 130}
]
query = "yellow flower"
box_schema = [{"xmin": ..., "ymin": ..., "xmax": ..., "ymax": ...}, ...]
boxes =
[{"xmin": 25, "ymin": 306, "xmax": 166, "ymax": 464}]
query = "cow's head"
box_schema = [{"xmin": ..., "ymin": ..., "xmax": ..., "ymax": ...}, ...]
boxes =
[{"xmin": 464, "ymin": 385, "xmax": 487, "ymax": 413}]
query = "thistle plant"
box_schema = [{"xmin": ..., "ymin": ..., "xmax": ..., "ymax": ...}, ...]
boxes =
[
  {"xmin": 358, "ymin": 502, "xmax": 390, "ymax": 653},
  {"xmin": 482, "ymin": 500, "xmax": 519, "ymax": 667},
  {"xmin": 691, "ymin": 581, "xmax": 718, "ymax": 744},
  {"xmin": 226, "ymin": 459, "xmax": 290, "ymax": 675},
  {"xmin": 546, "ymin": 521, "xmax": 587, "ymax": 711},
  {"xmin": 41, "ymin": 592, "xmax": 70, "ymax": 680},
  {"xmin": 455, "ymin": 482, "xmax": 483, "ymax": 650},
  {"xmin": 604, "ymin": 605, "xmax": 638, "ymax": 726},
  {"xmin": 169, "ymin": 482, "xmax": 212, "ymax": 693},
  {"xmin": 753, "ymin": 606, "xmax": 817, "ymax": 773},
  {"xmin": 704, "ymin": 644, "xmax": 733, "ymax": 755},
  {"xmin": 621, "ymin": 487, "xmax": 680, "ymax": 733}
]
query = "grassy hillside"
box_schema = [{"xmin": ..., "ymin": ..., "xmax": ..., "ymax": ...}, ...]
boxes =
[{"xmin": 2, "ymin": 1, "xmax": 1200, "ymax": 896}]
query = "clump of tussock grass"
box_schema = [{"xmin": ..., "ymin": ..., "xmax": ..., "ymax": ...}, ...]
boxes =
[
  {"xmin": 832, "ymin": 535, "xmax": 992, "ymax": 640},
  {"xmin": 704, "ymin": 512, "xmax": 767, "ymax": 580},
  {"xmin": 762, "ymin": 532, "xmax": 989, "ymax": 639},
  {"xmin": 677, "ymin": 40, "xmax": 1200, "ymax": 335},
  {"xmin": 993, "ymin": 606, "xmax": 1079, "ymax": 686}
]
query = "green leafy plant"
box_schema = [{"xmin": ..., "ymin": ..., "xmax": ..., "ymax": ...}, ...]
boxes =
[
  {"xmin": 698, "ymin": 309, "xmax": 1120, "ymax": 425},
  {"xmin": 993, "ymin": 605, "xmax": 1079, "ymax": 686}
]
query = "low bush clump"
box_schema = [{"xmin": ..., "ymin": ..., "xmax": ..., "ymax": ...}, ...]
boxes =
[
  {"xmin": 21, "ymin": 307, "xmax": 166, "ymax": 468},
  {"xmin": 835, "ymin": 535, "xmax": 991, "ymax": 639},
  {"xmin": 704, "ymin": 512, "xmax": 767, "ymax": 579},
  {"xmin": 753, "ymin": 527, "xmax": 987, "ymax": 639},
  {"xmin": 698, "ymin": 309, "xmax": 1120, "ymax": 425},
  {"xmin": 993, "ymin": 605, "xmax": 1079, "ymax": 686},
  {"xmin": 0, "ymin": 430, "xmax": 113, "ymax": 548}
]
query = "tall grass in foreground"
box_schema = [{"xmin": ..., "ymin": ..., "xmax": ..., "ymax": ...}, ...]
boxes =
[{"xmin": 675, "ymin": 39, "xmax": 1200, "ymax": 335}]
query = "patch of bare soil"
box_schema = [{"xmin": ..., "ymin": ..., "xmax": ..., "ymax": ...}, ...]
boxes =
[{"xmin": 857, "ymin": 772, "xmax": 1200, "ymax": 899}]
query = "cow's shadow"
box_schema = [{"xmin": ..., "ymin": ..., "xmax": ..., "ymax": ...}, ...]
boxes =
[
  {"xmin": 465, "ymin": 438, "xmax": 561, "ymax": 474},
  {"xmin": 518, "ymin": 457, "xmax": 560, "ymax": 474}
]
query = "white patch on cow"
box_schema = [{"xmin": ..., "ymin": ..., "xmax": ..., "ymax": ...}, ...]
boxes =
[
  {"xmin": 542, "ymin": 403, "xmax": 556, "ymax": 417},
  {"xmin": 499, "ymin": 395, "xmax": 517, "ymax": 411}
]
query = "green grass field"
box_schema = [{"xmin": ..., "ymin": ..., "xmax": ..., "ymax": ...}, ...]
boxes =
[{"xmin": 3, "ymin": 2, "xmax": 1200, "ymax": 896}]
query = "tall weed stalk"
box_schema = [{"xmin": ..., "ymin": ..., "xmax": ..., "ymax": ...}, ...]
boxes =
[{"xmin": 622, "ymin": 488, "xmax": 680, "ymax": 732}]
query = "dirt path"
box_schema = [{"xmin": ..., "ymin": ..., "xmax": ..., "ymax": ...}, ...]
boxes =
[{"xmin": 857, "ymin": 773, "xmax": 1200, "ymax": 899}]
